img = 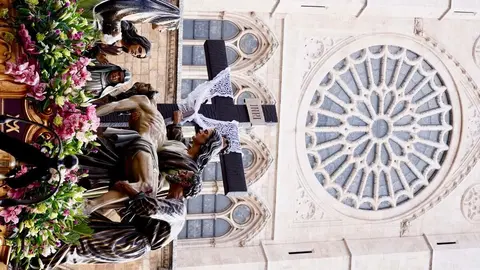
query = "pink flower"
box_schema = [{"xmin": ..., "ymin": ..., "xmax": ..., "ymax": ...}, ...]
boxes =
[
  {"xmin": 15, "ymin": 165, "xmax": 28, "ymax": 177},
  {"xmin": 85, "ymin": 105, "xmax": 100, "ymax": 130},
  {"xmin": 70, "ymin": 32, "xmax": 83, "ymax": 41},
  {"xmin": 64, "ymin": 57, "xmax": 91, "ymax": 89},
  {"xmin": 0, "ymin": 206, "xmax": 23, "ymax": 224},
  {"xmin": 64, "ymin": 168, "xmax": 78, "ymax": 183},
  {"xmin": 17, "ymin": 24, "xmax": 38, "ymax": 55},
  {"xmin": 5, "ymin": 61, "xmax": 40, "ymax": 86},
  {"xmin": 27, "ymin": 182, "xmax": 41, "ymax": 189},
  {"xmin": 27, "ymin": 82, "xmax": 47, "ymax": 101},
  {"xmin": 63, "ymin": 209, "xmax": 70, "ymax": 216},
  {"xmin": 7, "ymin": 188, "xmax": 25, "ymax": 200},
  {"xmin": 54, "ymin": 102, "xmax": 99, "ymax": 142}
]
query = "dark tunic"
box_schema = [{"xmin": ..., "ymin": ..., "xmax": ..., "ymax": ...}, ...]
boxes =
[
  {"xmin": 28, "ymin": 194, "xmax": 185, "ymax": 269},
  {"xmin": 78, "ymin": 0, "xmax": 180, "ymax": 36},
  {"xmin": 77, "ymin": 128, "xmax": 158, "ymax": 190},
  {"xmin": 96, "ymin": 0, "xmax": 180, "ymax": 26},
  {"xmin": 20, "ymin": 130, "xmax": 184, "ymax": 269}
]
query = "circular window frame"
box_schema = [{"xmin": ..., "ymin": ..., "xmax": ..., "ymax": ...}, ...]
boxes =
[
  {"xmin": 231, "ymin": 204, "xmax": 253, "ymax": 226},
  {"xmin": 296, "ymin": 34, "xmax": 461, "ymax": 221}
]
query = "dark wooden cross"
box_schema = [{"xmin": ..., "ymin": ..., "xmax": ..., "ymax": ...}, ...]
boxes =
[{"xmin": 100, "ymin": 40, "xmax": 278, "ymax": 195}]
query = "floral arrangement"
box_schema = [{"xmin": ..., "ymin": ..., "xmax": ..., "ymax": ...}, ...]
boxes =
[
  {"xmin": 8, "ymin": 0, "xmax": 100, "ymax": 153},
  {"xmin": 0, "ymin": 0, "xmax": 104, "ymax": 268},
  {"xmin": 3, "ymin": 165, "xmax": 91, "ymax": 268}
]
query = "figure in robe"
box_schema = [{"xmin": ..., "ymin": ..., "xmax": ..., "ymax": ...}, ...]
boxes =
[
  {"xmin": 27, "ymin": 180, "xmax": 190, "ymax": 269},
  {"xmin": 85, "ymin": 62, "xmax": 132, "ymax": 101},
  {"xmin": 22, "ymin": 91, "xmax": 222, "ymax": 268},
  {"xmin": 83, "ymin": 90, "xmax": 224, "ymax": 199},
  {"xmin": 78, "ymin": 0, "xmax": 179, "ymax": 44},
  {"xmin": 85, "ymin": 21, "xmax": 152, "ymax": 64}
]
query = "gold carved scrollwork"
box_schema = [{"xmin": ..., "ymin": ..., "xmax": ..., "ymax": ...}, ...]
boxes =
[
  {"xmin": 0, "ymin": 0, "xmax": 28, "ymax": 98},
  {"xmin": 24, "ymin": 100, "xmax": 53, "ymax": 144}
]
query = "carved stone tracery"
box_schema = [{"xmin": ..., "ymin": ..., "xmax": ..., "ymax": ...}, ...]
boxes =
[
  {"xmin": 297, "ymin": 33, "xmax": 473, "ymax": 224},
  {"xmin": 240, "ymin": 131, "xmax": 273, "ymax": 186},
  {"xmin": 461, "ymin": 184, "xmax": 480, "ymax": 223},
  {"xmin": 178, "ymin": 191, "xmax": 271, "ymax": 248}
]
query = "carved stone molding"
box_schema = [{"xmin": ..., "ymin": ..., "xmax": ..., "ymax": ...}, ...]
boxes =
[
  {"xmin": 473, "ymin": 35, "xmax": 480, "ymax": 70},
  {"xmin": 240, "ymin": 131, "xmax": 274, "ymax": 186},
  {"xmin": 297, "ymin": 33, "xmax": 474, "ymax": 224},
  {"xmin": 414, "ymin": 18, "xmax": 424, "ymax": 36},
  {"xmin": 231, "ymin": 72, "xmax": 276, "ymax": 104},
  {"xmin": 302, "ymin": 36, "xmax": 352, "ymax": 80},
  {"xmin": 398, "ymin": 33, "xmax": 480, "ymax": 234},
  {"xmin": 183, "ymin": 12, "xmax": 279, "ymax": 73},
  {"xmin": 165, "ymin": 0, "xmax": 180, "ymax": 103},
  {"xmin": 178, "ymin": 191, "xmax": 271, "ymax": 248},
  {"xmin": 461, "ymin": 184, "xmax": 480, "ymax": 223},
  {"xmin": 294, "ymin": 181, "xmax": 324, "ymax": 223}
]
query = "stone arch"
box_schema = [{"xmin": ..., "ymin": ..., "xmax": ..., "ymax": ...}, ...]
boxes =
[
  {"xmin": 183, "ymin": 12, "xmax": 279, "ymax": 72},
  {"xmin": 178, "ymin": 192, "xmax": 271, "ymax": 247},
  {"xmin": 180, "ymin": 73, "xmax": 276, "ymax": 105},
  {"xmin": 232, "ymin": 73, "xmax": 276, "ymax": 105},
  {"xmin": 240, "ymin": 131, "xmax": 274, "ymax": 186}
]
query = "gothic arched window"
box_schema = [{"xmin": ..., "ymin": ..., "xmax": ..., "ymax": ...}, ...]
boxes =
[
  {"xmin": 177, "ymin": 193, "xmax": 271, "ymax": 247},
  {"xmin": 179, "ymin": 13, "xmax": 277, "ymax": 105},
  {"xmin": 178, "ymin": 194, "xmax": 233, "ymax": 239},
  {"xmin": 180, "ymin": 75, "xmax": 275, "ymax": 104},
  {"xmin": 181, "ymin": 15, "xmax": 275, "ymax": 72}
]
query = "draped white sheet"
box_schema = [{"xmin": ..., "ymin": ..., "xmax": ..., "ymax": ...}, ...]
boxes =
[{"xmin": 178, "ymin": 68, "xmax": 242, "ymax": 154}]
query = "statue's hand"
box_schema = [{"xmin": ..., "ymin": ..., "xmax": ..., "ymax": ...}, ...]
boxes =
[
  {"xmin": 96, "ymin": 53, "xmax": 109, "ymax": 65},
  {"xmin": 138, "ymin": 182, "xmax": 153, "ymax": 195}
]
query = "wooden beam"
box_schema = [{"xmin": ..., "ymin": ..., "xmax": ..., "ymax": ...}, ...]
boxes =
[{"xmin": 204, "ymin": 40, "xmax": 248, "ymax": 195}]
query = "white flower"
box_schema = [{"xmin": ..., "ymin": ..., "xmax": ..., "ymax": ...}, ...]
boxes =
[
  {"xmin": 76, "ymin": 132, "xmax": 89, "ymax": 143},
  {"xmin": 41, "ymin": 244, "xmax": 56, "ymax": 257}
]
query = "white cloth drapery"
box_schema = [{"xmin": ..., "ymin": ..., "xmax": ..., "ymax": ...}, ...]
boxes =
[{"xmin": 178, "ymin": 68, "xmax": 242, "ymax": 154}]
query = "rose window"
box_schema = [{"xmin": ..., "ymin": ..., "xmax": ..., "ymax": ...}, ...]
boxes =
[{"xmin": 304, "ymin": 45, "xmax": 453, "ymax": 211}]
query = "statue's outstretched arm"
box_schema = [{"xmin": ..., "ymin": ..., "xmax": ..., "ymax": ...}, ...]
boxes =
[{"xmin": 96, "ymin": 95, "xmax": 152, "ymax": 116}]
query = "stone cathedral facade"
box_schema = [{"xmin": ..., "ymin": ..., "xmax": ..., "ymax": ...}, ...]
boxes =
[{"xmin": 64, "ymin": 0, "xmax": 480, "ymax": 269}]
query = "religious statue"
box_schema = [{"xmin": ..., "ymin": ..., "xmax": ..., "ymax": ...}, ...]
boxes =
[
  {"xmin": 30, "ymin": 181, "xmax": 189, "ymax": 269},
  {"xmin": 79, "ymin": 0, "xmax": 180, "ymax": 31},
  {"xmin": 25, "ymin": 89, "xmax": 224, "ymax": 268},
  {"xmin": 86, "ymin": 21, "xmax": 152, "ymax": 64},
  {"xmin": 78, "ymin": 0, "xmax": 179, "ymax": 45},
  {"xmin": 85, "ymin": 62, "xmax": 132, "ymax": 101}
]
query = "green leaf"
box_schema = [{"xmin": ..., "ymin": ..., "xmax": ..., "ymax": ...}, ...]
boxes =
[
  {"xmin": 62, "ymin": 232, "xmax": 80, "ymax": 244},
  {"xmin": 42, "ymin": 99, "xmax": 50, "ymax": 112},
  {"xmin": 72, "ymin": 223, "xmax": 93, "ymax": 236}
]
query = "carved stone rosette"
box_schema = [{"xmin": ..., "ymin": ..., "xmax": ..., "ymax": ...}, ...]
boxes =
[{"xmin": 461, "ymin": 184, "xmax": 480, "ymax": 223}]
